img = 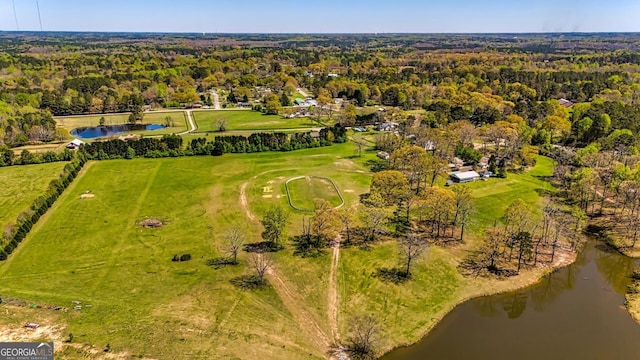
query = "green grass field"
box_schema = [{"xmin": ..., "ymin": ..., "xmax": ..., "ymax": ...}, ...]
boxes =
[
  {"xmin": 286, "ymin": 176, "xmax": 344, "ymax": 211},
  {"xmin": 466, "ymin": 156, "xmax": 555, "ymax": 233},
  {"xmin": 0, "ymin": 144, "xmax": 371, "ymax": 359},
  {"xmin": 0, "ymin": 149, "xmax": 558, "ymax": 359},
  {"xmin": 0, "ymin": 162, "xmax": 67, "ymax": 231},
  {"xmin": 192, "ymin": 110, "xmax": 319, "ymax": 132},
  {"xmin": 55, "ymin": 111, "xmax": 188, "ymax": 137}
]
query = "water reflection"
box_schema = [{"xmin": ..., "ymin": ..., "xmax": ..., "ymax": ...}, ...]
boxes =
[
  {"xmin": 382, "ymin": 240, "xmax": 640, "ymax": 360},
  {"xmin": 595, "ymin": 243, "xmax": 635, "ymax": 294},
  {"xmin": 502, "ymin": 292, "xmax": 527, "ymax": 319}
]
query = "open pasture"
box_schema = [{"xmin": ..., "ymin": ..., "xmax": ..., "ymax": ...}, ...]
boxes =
[
  {"xmin": 192, "ymin": 110, "xmax": 319, "ymax": 132},
  {"xmin": 0, "ymin": 162, "xmax": 67, "ymax": 232},
  {"xmin": 0, "ymin": 144, "xmax": 558, "ymax": 359},
  {"xmin": 0, "ymin": 144, "xmax": 371, "ymax": 359}
]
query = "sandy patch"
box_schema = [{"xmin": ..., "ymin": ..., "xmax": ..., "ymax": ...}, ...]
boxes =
[
  {"xmin": 343, "ymin": 189, "xmax": 355, "ymax": 193},
  {"xmin": 334, "ymin": 159, "xmax": 357, "ymax": 169},
  {"xmin": 267, "ymin": 180, "xmax": 275, "ymax": 184},
  {"xmin": 139, "ymin": 218, "xmax": 164, "ymax": 228},
  {"xmin": 0, "ymin": 323, "xmax": 65, "ymax": 343},
  {"xmin": 263, "ymin": 186, "xmax": 273, "ymax": 193},
  {"xmin": 80, "ymin": 193, "xmax": 94, "ymax": 199},
  {"xmin": 276, "ymin": 176, "xmax": 285, "ymax": 180},
  {"xmin": 262, "ymin": 195, "xmax": 273, "ymax": 198}
]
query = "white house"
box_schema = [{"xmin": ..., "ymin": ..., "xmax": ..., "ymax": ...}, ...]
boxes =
[{"xmin": 66, "ymin": 139, "xmax": 85, "ymax": 149}]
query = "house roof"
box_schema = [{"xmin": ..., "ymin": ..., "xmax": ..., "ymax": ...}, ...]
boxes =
[
  {"xmin": 559, "ymin": 98, "xmax": 573, "ymax": 107},
  {"xmin": 451, "ymin": 171, "xmax": 481, "ymax": 181},
  {"xmin": 69, "ymin": 139, "xmax": 85, "ymax": 146}
]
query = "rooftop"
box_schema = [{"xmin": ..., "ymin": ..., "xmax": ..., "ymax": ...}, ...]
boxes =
[{"xmin": 450, "ymin": 170, "xmax": 480, "ymax": 181}]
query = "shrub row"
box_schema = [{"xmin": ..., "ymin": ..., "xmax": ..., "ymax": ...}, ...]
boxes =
[
  {"xmin": 0, "ymin": 155, "xmax": 85, "ymax": 260},
  {"xmin": 191, "ymin": 124, "xmax": 347, "ymax": 156},
  {"xmin": 0, "ymin": 146, "xmax": 75, "ymax": 168},
  {"xmin": 78, "ymin": 125, "xmax": 346, "ymax": 160},
  {"xmin": 80, "ymin": 134, "xmax": 182, "ymax": 159}
]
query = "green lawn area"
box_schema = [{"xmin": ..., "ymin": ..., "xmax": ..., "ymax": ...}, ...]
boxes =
[
  {"xmin": 286, "ymin": 176, "xmax": 343, "ymax": 211},
  {"xmin": 465, "ymin": 156, "xmax": 555, "ymax": 234},
  {"xmin": 0, "ymin": 162, "xmax": 67, "ymax": 232},
  {"xmin": 55, "ymin": 111, "xmax": 188, "ymax": 137},
  {"xmin": 291, "ymin": 92, "xmax": 307, "ymax": 101},
  {"xmin": 192, "ymin": 110, "xmax": 319, "ymax": 132},
  {"xmin": 0, "ymin": 143, "xmax": 371, "ymax": 359},
  {"xmin": 0, "ymin": 150, "xmax": 558, "ymax": 359}
]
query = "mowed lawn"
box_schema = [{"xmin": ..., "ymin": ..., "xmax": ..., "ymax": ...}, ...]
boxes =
[
  {"xmin": 55, "ymin": 111, "xmax": 188, "ymax": 136},
  {"xmin": 0, "ymin": 144, "xmax": 372, "ymax": 359},
  {"xmin": 192, "ymin": 110, "xmax": 319, "ymax": 132},
  {"xmin": 0, "ymin": 162, "xmax": 67, "ymax": 231},
  {"xmin": 286, "ymin": 176, "xmax": 343, "ymax": 210},
  {"xmin": 466, "ymin": 155, "xmax": 555, "ymax": 234}
]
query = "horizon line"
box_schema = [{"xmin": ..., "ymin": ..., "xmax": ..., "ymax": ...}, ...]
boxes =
[{"xmin": 1, "ymin": 30, "xmax": 640, "ymax": 36}]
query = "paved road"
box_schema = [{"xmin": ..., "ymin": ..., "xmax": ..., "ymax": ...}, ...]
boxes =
[
  {"xmin": 177, "ymin": 110, "xmax": 196, "ymax": 135},
  {"xmin": 211, "ymin": 90, "xmax": 221, "ymax": 110}
]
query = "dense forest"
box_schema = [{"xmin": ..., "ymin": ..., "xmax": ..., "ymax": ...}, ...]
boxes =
[{"xmin": 1, "ymin": 33, "xmax": 640, "ymax": 148}]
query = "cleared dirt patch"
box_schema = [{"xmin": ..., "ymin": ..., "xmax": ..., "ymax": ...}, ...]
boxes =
[
  {"xmin": 139, "ymin": 218, "xmax": 164, "ymax": 228},
  {"xmin": 80, "ymin": 193, "xmax": 95, "ymax": 199}
]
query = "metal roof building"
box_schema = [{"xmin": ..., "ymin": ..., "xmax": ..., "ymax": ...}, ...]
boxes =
[{"xmin": 450, "ymin": 171, "xmax": 481, "ymax": 183}]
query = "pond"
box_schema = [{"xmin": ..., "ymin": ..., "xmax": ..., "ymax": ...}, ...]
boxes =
[
  {"xmin": 381, "ymin": 240, "xmax": 640, "ymax": 360},
  {"xmin": 70, "ymin": 124, "xmax": 166, "ymax": 139}
]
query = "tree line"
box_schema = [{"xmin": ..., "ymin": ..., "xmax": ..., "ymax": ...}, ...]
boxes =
[
  {"xmin": 0, "ymin": 147, "xmax": 75, "ymax": 168},
  {"xmin": 77, "ymin": 125, "xmax": 346, "ymax": 160}
]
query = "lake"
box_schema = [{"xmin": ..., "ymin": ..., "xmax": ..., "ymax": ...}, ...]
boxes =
[
  {"xmin": 381, "ymin": 240, "xmax": 640, "ymax": 360},
  {"xmin": 71, "ymin": 124, "xmax": 166, "ymax": 139}
]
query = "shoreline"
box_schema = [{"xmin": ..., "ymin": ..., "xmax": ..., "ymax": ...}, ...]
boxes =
[
  {"xmin": 378, "ymin": 249, "xmax": 578, "ymax": 357},
  {"xmin": 607, "ymin": 241, "xmax": 640, "ymax": 259}
]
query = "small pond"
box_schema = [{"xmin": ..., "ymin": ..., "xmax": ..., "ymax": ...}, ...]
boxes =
[
  {"xmin": 70, "ymin": 124, "xmax": 166, "ymax": 139},
  {"xmin": 381, "ymin": 240, "xmax": 640, "ymax": 360}
]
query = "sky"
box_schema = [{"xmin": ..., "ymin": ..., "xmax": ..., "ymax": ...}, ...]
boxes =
[{"xmin": 0, "ymin": 0, "xmax": 639, "ymax": 33}]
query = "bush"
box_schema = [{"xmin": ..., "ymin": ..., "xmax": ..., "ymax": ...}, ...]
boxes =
[{"xmin": 172, "ymin": 254, "xmax": 192, "ymax": 262}]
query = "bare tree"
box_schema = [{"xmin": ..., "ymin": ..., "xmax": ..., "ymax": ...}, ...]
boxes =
[
  {"xmin": 164, "ymin": 115, "xmax": 175, "ymax": 127},
  {"xmin": 337, "ymin": 206, "xmax": 357, "ymax": 243},
  {"xmin": 312, "ymin": 199, "xmax": 341, "ymax": 247},
  {"xmin": 216, "ymin": 118, "xmax": 228, "ymax": 132},
  {"xmin": 334, "ymin": 315, "xmax": 381, "ymax": 360},
  {"xmin": 224, "ymin": 226, "xmax": 246, "ymax": 264},
  {"xmin": 399, "ymin": 233, "xmax": 429, "ymax": 276},
  {"xmin": 251, "ymin": 253, "xmax": 272, "ymax": 284}
]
